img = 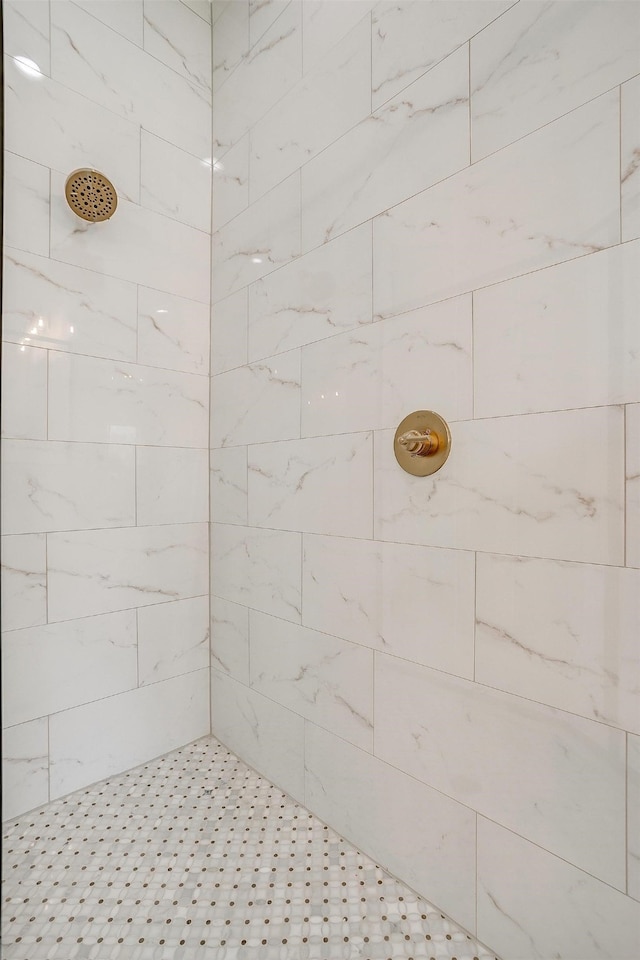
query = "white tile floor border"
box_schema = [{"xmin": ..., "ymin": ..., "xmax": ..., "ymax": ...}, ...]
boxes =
[{"xmin": 1, "ymin": 736, "xmax": 499, "ymax": 960}]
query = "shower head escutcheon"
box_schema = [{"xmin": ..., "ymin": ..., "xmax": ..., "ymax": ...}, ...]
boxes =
[{"xmin": 65, "ymin": 168, "xmax": 118, "ymax": 222}]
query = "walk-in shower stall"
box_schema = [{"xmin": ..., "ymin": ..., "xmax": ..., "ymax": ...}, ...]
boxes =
[{"xmin": 2, "ymin": 1, "xmax": 639, "ymax": 958}]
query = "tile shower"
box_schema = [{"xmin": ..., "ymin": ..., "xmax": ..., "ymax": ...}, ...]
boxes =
[{"xmin": 1, "ymin": 1, "xmax": 639, "ymax": 959}]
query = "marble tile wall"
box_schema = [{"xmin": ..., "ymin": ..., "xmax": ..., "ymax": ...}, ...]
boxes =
[
  {"xmin": 209, "ymin": 2, "xmax": 640, "ymax": 957},
  {"xmin": 1, "ymin": 0, "xmax": 212, "ymax": 821}
]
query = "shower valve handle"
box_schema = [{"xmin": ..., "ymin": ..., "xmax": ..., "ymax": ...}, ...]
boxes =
[{"xmin": 396, "ymin": 428, "xmax": 440, "ymax": 457}]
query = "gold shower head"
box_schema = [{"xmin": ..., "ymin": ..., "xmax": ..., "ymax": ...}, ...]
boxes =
[{"xmin": 64, "ymin": 168, "xmax": 118, "ymax": 222}]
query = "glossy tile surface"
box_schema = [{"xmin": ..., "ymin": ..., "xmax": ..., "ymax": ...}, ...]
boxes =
[
  {"xmin": 210, "ymin": 446, "xmax": 248, "ymax": 524},
  {"xmin": 4, "ymin": 54, "xmax": 141, "ymax": 203},
  {"xmin": 623, "ymin": 74, "xmax": 640, "ymax": 242},
  {"xmin": 138, "ymin": 286, "xmax": 210, "ymax": 375},
  {"xmin": 211, "ymin": 523, "xmax": 301, "ymax": 622},
  {"xmin": 476, "ymin": 554, "xmax": 640, "ymax": 733},
  {"xmin": 2, "ymin": 737, "xmax": 500, "ymax": 958},
  {"xmin": 301, "ymin": 295, "xmax": 472, "ymax": 437},
  {"xmin": 47, "ymin": 523, "xmax": 209, "ymax": 621},
  {"xmin": 3, "ymin": 248, "xmax": 138, "ymax": 362},
  {"xmin": 138, "ymin": 595, "xmax": 210, "ymax": 685},
  {"xmin": 303, "ymin": 535, "xmax": 475, "ymax": 678},
  {"xmin": 1, "ymin": 718, "xmax": 48, "ymax": 822},
  {"xmin": 212, "ymin": 1, "xmax": 301, "ymax": 156},
  {"xmin": 2, "ymin": 610, "xmax": 137, "ymax": 727},
  {"xmin": 2, "ymin": 0, "xmax": 212, "ymax": 832},
  {"xmin": 212, "ymin": 172, "xmax": 301, "ymax": 301},
  {"xmin": 628, "ymin": 403, "xmax": 640, "ymax": 568},
  {"xmin": 211, "ymin": 349, "xmax": 300, "ymax": 447},
  {"xmin": 629, "ymin": 733, "xmax": 640, "ymax": 902},
  {"xmin": 1, "ymin": 440, "xmax": 135, "ymax": 535},
  {"xmin": 210, "ymin": 595, "xmax": 250, "ymax": 684},
  {"xmin": 373, "ymin": 91, "xmax": 619, "ymax": 320},
  {"xmin": 249, "ymin": 611, "xmax": 374, "ymax": 750},
  {"xmin": 375, "ymin": 654, "xmax": 627, "ymax": 889},
  {"xmin": 0, "ymin": 534, "xmax": 47, "ymax": 632},
  {"xmin": 477, "ymin": 818, "xmax": 640, "ymax": 960},
  {"xmin": 50, "ymin": 172, "xmax": 210, "ymax": 303},
  {"xmin": 50, "ymin": 1, "xmax": 211, "ymax": 158},
  {"xmin": 248, "ymin": 223, "xmax": 372, "ymax": 361},
  {"xmin": 136, "ymin": 446, "xmax": 209, "ymax": 525},
  {"xmin": 4, "ymin": 153, "xmax": 49, "ymax": 257},
  {"xmin": 302, "ymin": 45, "xmax": 469, "ymax": 252},
  {"xmin": 1, "ymin": 344, "xmax": 48, "ymax": 441},
  {"xmin": 48, "ymin": 353, "xmax": 209, "ymax": 447},
  {"xmin": 372, "ymin": 0, "xmax": 511, "ymax": 110},
  {"xmin": 140, "ymin": 131, "xmax": 212, "ymax": 233},
  {"xmin": 250, "ymin": 16, "xmax": 371, "ymax": 201},
  {"xmin": 471, "ymin": 0, "xmax": 640, "ymax": 160},
  {"xmin": 48, "ymin": 670, "xmax": 209, "ymax": 798},
  {"xmin": 375, "ymin": 406, "xmax": 625, "ymax": 565},
  {"xmin": 474, "ymin": 241, "xmax": 640, "ymax": 416},
  {"xmin": 306, "ymin": 723, "xmax": 477, "ymax": 933},
  {"xmin": 248, "ymin": 433, "xmax": 373, "ymax": 538}
]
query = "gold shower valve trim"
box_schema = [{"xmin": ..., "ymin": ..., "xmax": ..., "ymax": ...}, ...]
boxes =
[
  {"xmin": 394, "ymin": 411, "xmax": 451, "ymax": 476},
  {"xmin": 65, "ymin": 168, "xmax": 118, "ymax": 222}
]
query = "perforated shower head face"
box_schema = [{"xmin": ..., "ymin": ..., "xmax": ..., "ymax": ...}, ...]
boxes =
[{"xmin": 65, "ymin": 169, "xmax": 118, "ymax": 222}]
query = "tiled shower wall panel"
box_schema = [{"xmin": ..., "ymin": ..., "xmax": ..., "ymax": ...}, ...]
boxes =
[
  {"xmin": 1, "ymin": 0, "xmax": 213, "ymax": 818},
  {"xmin": 209, "ymin": 2, "xmax": 640, "ymax": 957}
]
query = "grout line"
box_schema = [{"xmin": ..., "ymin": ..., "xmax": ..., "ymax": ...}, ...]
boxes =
[
  {"xmin": 468, "ymin": 40, "xmax": 472, "ymax": 166},
  {"xmin": 473, "ymin": 551, "xmax": 477, "ymax": 682},
  {"xmin": 475, "ymin": 812, "xmax": 478, "ymax": 936},
  {"xmin": 46, "ymin": 715, "xmax": 51, "ymax": 803},
  {"xmin": 625, "ymin": 731, "xmax": 629, "ymax": 894},
  {"xmin": 624, "ymin": 403, "xmax": 628, "ymax": 566},
  {"xmin": 135, "ymin": 607, "xmax": 140, "ymax": 688},
  {"xmin": 471, "ymin": 289, "xmax": 475, "ymax": 418},
  {"xmin": 620, "ymin": 84, "xmax": 623, "ymax": 244}
]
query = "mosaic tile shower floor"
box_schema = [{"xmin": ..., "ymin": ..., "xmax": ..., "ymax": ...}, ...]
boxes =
[{"xmin": 2, "ymin": 737, "xmax": 498, "ymax": 960}]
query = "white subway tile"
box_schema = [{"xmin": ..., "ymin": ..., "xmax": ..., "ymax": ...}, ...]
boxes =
[
  {"xmin": 47, "ymin": 523, "xmax": 208, "ymax": 621},
  {"xmin": 1, "ymin": 344, "xmax": 48, "ymax": 441},
  {"xmin": 136, "ymin": 447, "xmax": 209, "ymax": 525},
  {"xmin": 4, "ymin": 56, "xmax": 141, "ymax": 202},
  {"xmin": 249, "ymin": 433, "xmax": 373, "ymax": 538},
  {"xmin": 211, "ymin": 595, "xmax": 249, "ymax": 684},
  {"xmin": 474, "ymin": 242, "xmax": 640, "ymax": 417},
  {"xmin": 305, "ymin": 723, "xmax": 477, "ymax": 932},
  {"xmin": 138, "ymin": 286, "xmax": 210, "ymax": 375},
  {"xmin": 2, "ymin": 718, "xmax": 49, "ymax": 821},
  {"xmin": 0, "ymin": 534, "xmax": 47, "ymax": 632},
  {"xmin": 141, "ymin": 132, "xmax": 212, "ymax": 233},
  {"xmin": 375, "ymin": 406, "xmax": 625, "ymax": 565},
  {"xmin": 211, "ymin": 669, "xmax": 304, "ymax": 801},
  {"xmin": 48, "ymin": 353, "xmax": 209, "ymax": 448},
  {"xmin": 49, "ymin": 669, "xmax": 210, "ymax": 798},
  {"xmin": 301, "ymin": 295, "xmax": 472, "ymax": 437},
  {"xmin": 472, "ymin": 0, "xmax": 640, "ymax": 160},
  {"xmin": 210, "ymin": 446, "xmax": 248, "ymax": 524},
  {"xmin": 476, "ymin": 554, "xmax": 640, "ymax": 733},
  {"xmin": 1, "ymin": 440, "xmax": 135, "ymax": 535},
  {"xmin": 477, "ymin": 817, "xmax": 640, "ymax": 959},
  {"xmin": 373, "ymin": 91, "xmax": 619, "ymax": 320},
  {"xmin": 138, "ymin": 595, "xmax": 210, "ymax": 685},
  {"xmin": 248, "ymin": 224, "xmax": 372, "ymax": 361},
  {"xmin": 3, "ymin": 249, "xmax": 137, "ymax": 362},
  {"xmin": 376, "ymin": 654, "xmax": 627, "ymax": 889},
  {"xmin": 211, "ymin": 522, "xmax": 301, "ymax": 622},
  {"xmin": 302, "ymin": 45, "xmax": 469, "ymax": 252},
  {"xmin": 211, "ymin": 350, "xmax": 300, "ymax": 447},
  {"xmin": 303, "ymin": 535, "xmax": 475, "ymax": 679},
  {"xmin": 250, "ymin": 611, "xmax": 374, "ymax": 750},
  {"xmin": 2, "ymin": 610, "xmax": 138, "ymax": 727}
]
